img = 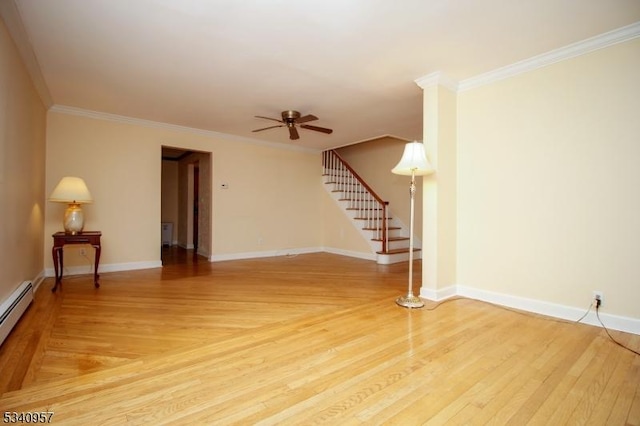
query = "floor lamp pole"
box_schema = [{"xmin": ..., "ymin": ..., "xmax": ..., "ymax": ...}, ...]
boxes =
[{"xmin": 396, "ymin": 169, "xmax": 424, "ymax": 308}]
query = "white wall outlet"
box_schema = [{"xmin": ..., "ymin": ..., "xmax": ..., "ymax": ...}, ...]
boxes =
[
  {"xmin": 592, "ymin": 291, "xmax": 604, "ymax": 307},
  {"xmin": 80, "ymin": 248, "xmax": 86, "ymax": 256}
]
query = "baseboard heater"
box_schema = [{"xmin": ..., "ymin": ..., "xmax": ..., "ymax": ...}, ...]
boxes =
[{"xmin": 0, "ymin": 281, "xmax": 33, "ymax": 346}]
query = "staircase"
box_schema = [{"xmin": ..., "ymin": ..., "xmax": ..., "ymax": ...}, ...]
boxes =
[{"xmin": 322, "ymin": 150, "xmax": 420, "ymax": 264}]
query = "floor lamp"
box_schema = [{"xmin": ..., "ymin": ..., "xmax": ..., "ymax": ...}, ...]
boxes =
[{"xmin": 392, "ymin": 141, "xmax": 434, "ymax": 308}]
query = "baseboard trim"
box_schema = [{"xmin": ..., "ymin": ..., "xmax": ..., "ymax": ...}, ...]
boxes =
[
  {"xmin": 44, "ymin": 260, "xmax": 162, "ymax": 277},
  {"xmin": 210, "ymin": 247, "xmax": 325, "ymax": 262},
  {"xmin": 210, "ymin": 247, "xmax": 377, "ymax": 262},
  {"xmin": 322, "ymin": 247, "xmax": 377, "ymax": 261},
  {"xmin": 422, "ymin": 284, "xmax": 639, "ymax": 335},
  {"xmin": 31, "ymin": 270, "xmax": 46, "ymax": 293},
  {"xmin": 420, "ymin": 285, "xmax": 457, "ymax": 301}
]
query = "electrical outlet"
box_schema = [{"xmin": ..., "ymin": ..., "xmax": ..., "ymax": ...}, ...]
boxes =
[
  {"xmin": 80, "ymin": 248, "xmax": 86, "ymax": 256},
  {"xmin": 592, "ymin": 291, "xmax": 603, "ymax": 307}
]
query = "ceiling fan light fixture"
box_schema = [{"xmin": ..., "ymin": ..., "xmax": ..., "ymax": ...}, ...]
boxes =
[
  {"xmin": 282, "ymin": 110, "xmax": 300, "ymax": 121},
  {"xmin": 253, "ymin": 110, "xmax": 332, "ymax": 140}
]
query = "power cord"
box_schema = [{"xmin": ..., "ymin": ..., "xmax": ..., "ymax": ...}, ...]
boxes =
[
  {"xmin": 574, "ymin": 302, "xmax": 592, "ymax": 323},
  {"xmin": 573, "ymin": 297, "xmax": 640, "ymax": 356},
  {"xmin": 595, "ymin": 306, "xmax": 640, "ymax": 356},
  {"xmin": 423, "ymin": 296, "xmax": 639, "ymax": 356}
]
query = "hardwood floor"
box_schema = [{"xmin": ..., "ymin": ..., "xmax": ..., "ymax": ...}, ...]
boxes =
[{"xmin": 0, "ymin": 252, "xmax": 638, "ymax": 424}]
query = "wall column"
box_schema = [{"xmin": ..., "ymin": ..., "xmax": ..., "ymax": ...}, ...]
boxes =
[{"xmin": 415, "ymin": 73, "xmax": 458, "ymax": 300}]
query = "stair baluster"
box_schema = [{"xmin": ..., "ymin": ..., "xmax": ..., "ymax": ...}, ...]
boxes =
[{"xmin": 322, "ymin": 150, "xmax": 388, "ymax": 253}]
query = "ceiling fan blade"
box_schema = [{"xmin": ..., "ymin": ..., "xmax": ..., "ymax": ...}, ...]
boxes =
[
  {"xmin": 252, "ymin": 124, "xmax": 284, "ymax": 132},
  {"xmin": 255, "ymin": 115, "xmax": 284, "ymax": 124},
  {"xmin": 295, "ymin": 114, "xmax": 318, "ymax": 124},
  {"xmin": 289, "ymin": 126, "xmax": 300, "ymax": 140},
  {"xmin": 300, "ymin": 124, "xmax": 333, "ymax": 134}
]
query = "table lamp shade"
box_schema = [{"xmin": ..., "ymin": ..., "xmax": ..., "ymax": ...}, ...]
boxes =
[
  {"xmin": 49, "ymin": 177, "xmax": 93, "ymax": 234},
  {"xmin": 391, "ymin": 141, "xmax": 434, "ymax": 176},
  {"xmin": 49, "ymin": 177, "xmax": 93, "ymax": 203}
]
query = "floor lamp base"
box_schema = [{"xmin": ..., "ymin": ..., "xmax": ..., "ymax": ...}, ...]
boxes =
[{"xmin": 395, "ymin": 295, "xmax": 424, "ymax": 309}]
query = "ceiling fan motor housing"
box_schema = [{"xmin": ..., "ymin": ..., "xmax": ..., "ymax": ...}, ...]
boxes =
[
  {"xmin": 282, "ymin": 110, "xmax": 300, "ymax": 126},
  {"xmin": 253, "ymin": 110, "xmax": 332, "ymax": 139}
]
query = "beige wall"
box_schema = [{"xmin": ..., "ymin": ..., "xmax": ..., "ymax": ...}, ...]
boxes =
[
  {"xmin": 44, "ymin": 111, "xmax": 324, "ymax": 269},
  {"xmin": 0, "ymin": 17, "xmax": 46, "ymax": 302},
  {"xmin": 320, "ymin": 185, "xmax": 373, "ymax": 256},
  {"xmin": 456, "ymin": 38, "xmax": 640, "ymax": 318},
  {"xmin": 336, "ymin": 136, "xmax": 423, "ymax": 241},
  {"xmin": 212, "ymin": 142, "xmax": 322, "ymax": 255},
  {"xmin": 422, "ymin": 85, "xmax": 457, "ymax": 294}
]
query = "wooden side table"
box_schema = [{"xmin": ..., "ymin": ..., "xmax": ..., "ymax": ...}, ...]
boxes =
[{"xmin": 52, "ymin": 231, "xmax": 101, "ymax": 292}]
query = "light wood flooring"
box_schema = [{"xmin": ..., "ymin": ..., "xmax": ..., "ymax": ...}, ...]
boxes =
[{"xmin": 0, "ymin": 252, "xmax": 638, "ymax": 424}]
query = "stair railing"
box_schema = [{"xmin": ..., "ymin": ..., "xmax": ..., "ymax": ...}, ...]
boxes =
[{"xmin": 322, "ymin": 150, "xmax": 389, "ymax": 253}]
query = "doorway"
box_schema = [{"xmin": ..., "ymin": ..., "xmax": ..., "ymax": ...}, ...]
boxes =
[{"xmin": 161, "ymin": 147, "xmax": 212, "ymax": 265}]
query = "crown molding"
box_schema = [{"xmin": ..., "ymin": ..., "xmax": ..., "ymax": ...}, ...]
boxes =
[
  {"xmin": 414, "ymin": 71, "xmax": 459, "ymax": 92},
  {"xmin": 328, "ymin": 134, "xmax": 412, "ymax": 150},
  {"xmin": 0, "ymin": 0, "xmax": 53, "ymax": 107},
  {"xmin": 48, "ymin": 105, "xmax": 320, "ymax": 154},
  {"xmin": 458, "ymin": 21, "xmax": 640, "ymax": 92}
]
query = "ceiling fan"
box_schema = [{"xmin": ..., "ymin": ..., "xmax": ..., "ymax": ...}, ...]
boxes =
[{"xmin": 253, "ymin": 110, "xmax": 333, "ymax": 140}]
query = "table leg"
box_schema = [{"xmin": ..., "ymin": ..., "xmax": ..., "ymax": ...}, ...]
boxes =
[
  {"xmin": 93, "ymin": 243, "xmax": 101, "ymax": 288},
  {"xmin": 52, "ymin": 247, "xmax": 63, "ymax": 292}
]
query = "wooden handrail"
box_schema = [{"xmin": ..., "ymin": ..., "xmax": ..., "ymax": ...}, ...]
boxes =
[
  {"xmin": 324, "ymin": 150, "xmax": 389, "ymax": 253},
  {"xmin": 330, "ymin": 150, "xmax": 388, "ymax": 207}
]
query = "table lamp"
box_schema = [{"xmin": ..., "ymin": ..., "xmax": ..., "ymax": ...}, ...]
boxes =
[{"xmin": 49, "ymin": 176, "xmax": 93, "ymax": 234}]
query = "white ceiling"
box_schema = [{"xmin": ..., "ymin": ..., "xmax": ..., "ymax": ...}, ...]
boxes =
[{"xmin": 5, "ymin": 0, "xmax": 640, "ymax": 150}]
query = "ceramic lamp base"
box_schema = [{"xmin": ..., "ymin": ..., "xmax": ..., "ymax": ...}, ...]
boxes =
[{"xmin": 63, "ymin": 203, "xmax": 85, "ymax": 235}]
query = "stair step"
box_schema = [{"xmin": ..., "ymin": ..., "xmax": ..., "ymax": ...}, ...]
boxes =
[
  {"xmin": 363, "ymin": 226, "xmax": 400, "ymax": 231},
  {"xmin": 372, "ymin": 237, "xmax": 409, "ymax": 242},
  {"xmin": 376, "ymin": 248, "xmax": 421, "ymax": 255},
  {"xmin": 323, "ymin": 157, "xmax": 416, "ymax": 265},
  {"xmin": 325, "ymin": 181, "xmax": 360, "ymax": 186},
  {"xmin": 323, "ymin": 171, "xmax": 352, "ymax": 176}
]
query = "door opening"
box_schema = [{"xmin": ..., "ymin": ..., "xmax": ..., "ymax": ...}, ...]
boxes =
[{"xmin": 161, "ymin": 147, "xmax": 211, "ymax": 265}]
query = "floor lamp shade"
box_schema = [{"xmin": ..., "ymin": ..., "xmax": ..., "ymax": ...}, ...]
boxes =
[
  {"xmin": 392, "ymin": 142, "xmax": 434, "ymax": 308},
  {"xmin": 49, "ymin": 177, "xmax": 93, "ymax": 235},
  {"xmin": 392, "ymin": 141, "xmax": 434, "ymax": 176}
]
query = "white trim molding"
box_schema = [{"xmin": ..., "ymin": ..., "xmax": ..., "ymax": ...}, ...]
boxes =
[
  {"xmin": 422, "ymin": 284, "xmax": 640, "ymax": 336},
  {"xmin": 420, "ymin": 285, "xmax": 457, "ymax": 302},
  {"xmin": 48, "ymin": 105, "xmax": 320, "ymax": 154},
  {"xmin": 458, "ymin": 21, "xmax": 640, "ymax": 92},
  {"xmin": 0, "ymin": 0, "xmax": 53, "ymax": 107},
  {"xmin": 44, "ymin": 260, "xmax": 162, "ymax": 278},
  {"xmin": 322, "ymin": 247, "xmax": 376, "ymax": 262},
  {"xmin": 415, "ymin": 71, "xmax": 459, "ymax": 92},
  {"xmin": 210, "ymin": 247, "xmax": 325, "ymax": 262},
  {"xmin": 415, "ymin": 22, "xmax": 640, "ymax": 94},
  {"xmin": 210, "ymin": 247, "xmax": 375, "ymax": 262},
  {"xmin": 32, "ymin": 270, "xmax": 46, "ymax": 293}
]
